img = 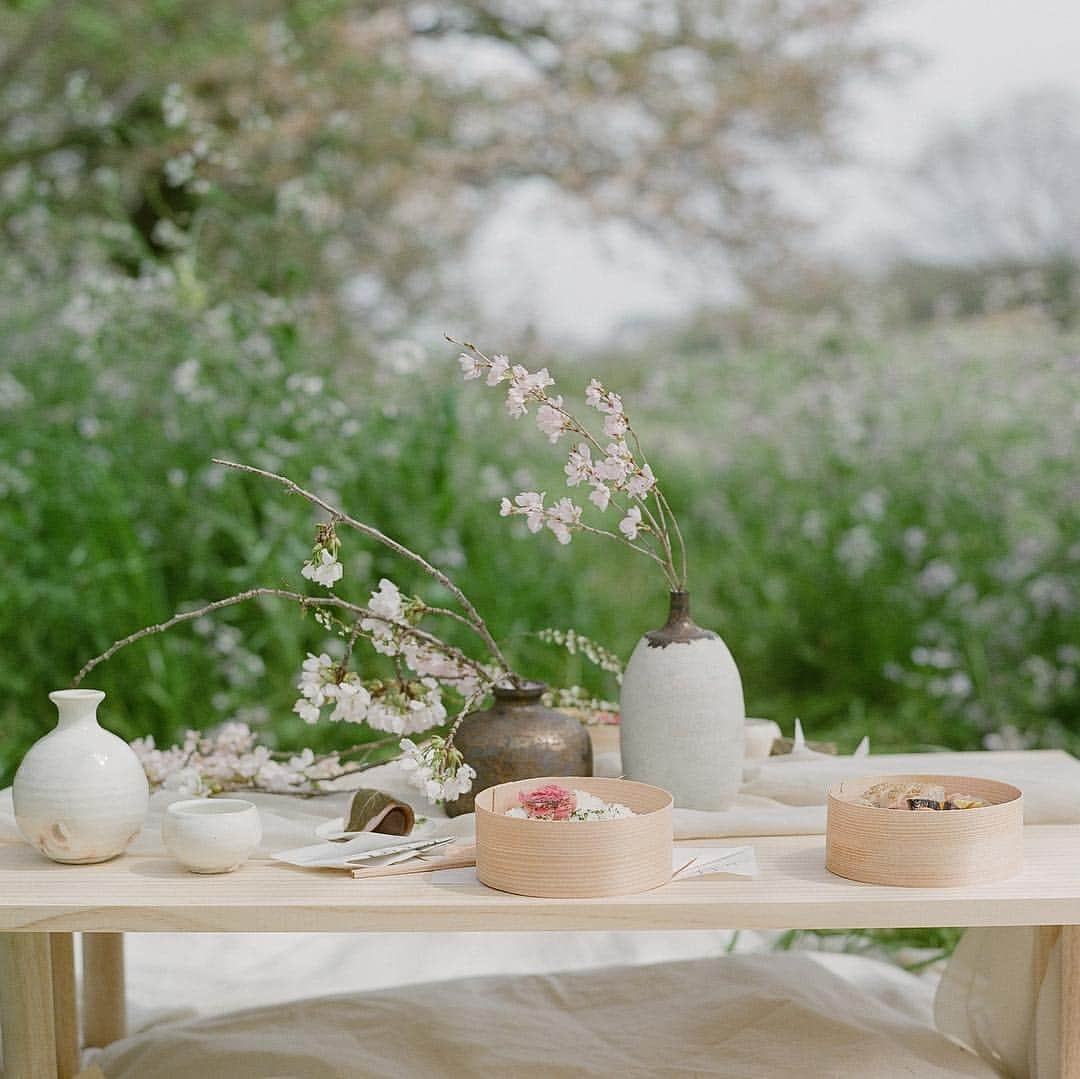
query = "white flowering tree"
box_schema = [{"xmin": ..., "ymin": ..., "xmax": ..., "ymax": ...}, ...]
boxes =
[{"xmin": 0, "ymin": 0, "xmax": 889, "ymax": 311}]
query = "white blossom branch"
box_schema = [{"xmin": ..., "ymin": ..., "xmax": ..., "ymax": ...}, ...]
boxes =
[
  {"xmin": 211, "ymin": 458, "xmax": 519, "ymax": 681},
  {"xmin": 71, "ymin": 588, "xmax": 494, "ymax": 688}
]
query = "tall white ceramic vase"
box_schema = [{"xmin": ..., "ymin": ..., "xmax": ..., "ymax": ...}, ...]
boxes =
[
  {"xmin": 619, "ymin": 591, "xmax": 745, "ymax": 810},
  {"xmin": 13, "ymin": 689, "xmax": 149, "ymax": 863}
]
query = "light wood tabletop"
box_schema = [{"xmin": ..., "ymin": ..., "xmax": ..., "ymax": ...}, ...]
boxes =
[
  {"xmin": 2, "ymin": 826, "xmax": 1080, "ymax": 934},
  {"xmin": 4, "ymin": 748, "xmax": 1080, "ymax": 1077}
]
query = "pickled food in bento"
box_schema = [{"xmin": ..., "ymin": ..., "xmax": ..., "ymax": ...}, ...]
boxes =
[
  {"xmin": 943, "ymin": 793, "xmax": 992, "ymax": 810},
  {"xmin": 857, "ymin": 781, "xmax": 991, "ymax": 810}
]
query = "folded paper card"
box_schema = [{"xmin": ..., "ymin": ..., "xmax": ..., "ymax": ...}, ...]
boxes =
[
  {"xmin": 428, "ymin": 845, "xmax": 757, "ymax": 886},
  {"xmin": 672, "ymin": 846, "xmax": 758, "ymax": 880}
]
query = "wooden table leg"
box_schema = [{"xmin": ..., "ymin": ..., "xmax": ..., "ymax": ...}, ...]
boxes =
[
  {"xmin": 0, "ymin": 933, "xmax": 58, "ymax": 1079},
  {"xmin": 82, "ymin": 932, "xmax": 126, "ymax": 1049},
  {"xmin": 1035, "ymin": 925, "xmax": 1062, "ymax": 988},
  {"xmin": 50, "ymin": 933, "xmax": 80, "ymax": 1079},
  {"xmin": 1062, "ymin": 925, "xmax": 1080, "ymax": 1078}
]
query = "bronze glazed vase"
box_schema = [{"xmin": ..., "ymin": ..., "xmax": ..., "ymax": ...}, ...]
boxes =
[{"xmin": 445, "ymin": 681, "xmax": 593, "ymax": 817}]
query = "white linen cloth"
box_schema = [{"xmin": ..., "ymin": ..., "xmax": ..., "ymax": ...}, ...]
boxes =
[
  {"xmin": 80, "ymin": 955, "xmax": 1000, "ymax": 1079},
  {"xmin": 2, "ymin": 746, "xmax": 1074, "ymax": 1077},
  {"xmin": 4, "ymin": 747, "xmax": 1077, "ymax": 853}
]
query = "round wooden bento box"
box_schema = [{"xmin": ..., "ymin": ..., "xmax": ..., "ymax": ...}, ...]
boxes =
[
  {"xmin": 474, "ymin": 776, "xmax": 673, "ymax": 898},
  {"xmin": 825, "ymin": 774, "xmax": 1023, "ymax": 887}
]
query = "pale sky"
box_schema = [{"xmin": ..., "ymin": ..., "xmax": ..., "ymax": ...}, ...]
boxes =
[{"xmin": 466, "ymin": 0, "xmax": 1080, "ymax": 346}]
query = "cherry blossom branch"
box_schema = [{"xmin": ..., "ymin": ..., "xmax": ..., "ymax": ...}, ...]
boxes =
[
  {"xmin": 416, "ymin": 603, "xmax": 482, "ymax": 634},
  {"xmin": 655, "ymin": 487, "xmax": 689, "ymax": 585},
  {"xmin": 71, "ymin": 588, "xmax": 494, "ymax": 688},
  {"xmin": 341, "ymin": 616, "xmax": 366, "ymax": 667},
  {"xmin": 211, "ymin": 458, "xmax": 519, "ymax": 682},
  {"xmin": 334, "ymin": 736, "xmax": 401, "ymax": 760},
  {"xmin": 449, "ymin": 336, "xmax": 687, "ymax": 589},
  {"xmin": 624, "ymin": 420, "xmax": 687, "ymax": 583},
  {"xmin": 575, "ymin": 524, "xmax": 679, "ymax": 585},
  {"xmin": 444, "ymin": 685, "xmax": 489, "ymax": 748}
]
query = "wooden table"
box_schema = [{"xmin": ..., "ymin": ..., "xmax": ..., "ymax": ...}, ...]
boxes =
[{"xmin": 3, "ymin": 767, "xmax": 1080, "ymax": 1076}]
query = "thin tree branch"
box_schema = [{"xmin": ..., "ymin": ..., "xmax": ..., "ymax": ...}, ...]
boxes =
[
  {"xmin": 212, "ymin": 458, "xmax": 518, "ymax": 682},
  {"xmin": 415, "ymin": 603, "xmax": 484, "ymax": 635},
  {"xmin": 71, "ymin": 588, "xmax": 493, "ymax": 688}
]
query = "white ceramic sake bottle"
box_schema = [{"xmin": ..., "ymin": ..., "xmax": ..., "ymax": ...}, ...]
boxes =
[
  {"xmin": 619, "ymin": 591, "xmax": 745, "ymax": 810},
  {"xmin": 13, "ymin": 689, "xmax": 149, "ymax": 863}
]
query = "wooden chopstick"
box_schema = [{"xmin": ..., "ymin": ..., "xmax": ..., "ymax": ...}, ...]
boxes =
[{"xmin": 350, "ymin": 844, "xmax": 476, "ymax": 880}]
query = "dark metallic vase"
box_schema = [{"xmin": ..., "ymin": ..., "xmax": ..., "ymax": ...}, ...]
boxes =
[{"xmin": 444, "ymin": 681, "xmax": 593, "ymax": 817}]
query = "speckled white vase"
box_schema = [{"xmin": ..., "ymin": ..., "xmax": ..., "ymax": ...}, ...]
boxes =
[
  {"xmin": 13, "ymin": 689, "xmax": 149, "ymax": 863},
  {"xmin": 619, "ymin": 591, "xmax": 745, "ymax": 810}
]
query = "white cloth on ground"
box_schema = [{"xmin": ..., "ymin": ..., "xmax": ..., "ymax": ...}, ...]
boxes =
[{"xmin": 83, "ymin": 954, "xmax": 1000, "ymax": 1079}]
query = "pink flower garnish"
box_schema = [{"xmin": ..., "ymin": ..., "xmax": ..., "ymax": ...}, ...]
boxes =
[{"xmin": 518, "ymin": 784, "xmax": 576, "ymax": 820}]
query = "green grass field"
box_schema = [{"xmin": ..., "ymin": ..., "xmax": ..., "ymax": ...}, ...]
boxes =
[{"xmin": 2, "ymin": 271, "xmax": 1077, "ymax": 788}]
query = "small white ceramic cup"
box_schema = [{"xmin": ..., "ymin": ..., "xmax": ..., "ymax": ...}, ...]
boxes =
[
  {"xmin": 744, "ymin": 718, "xmax": 782, "ymax": 760},
  {"xmin": 162, "ymin": 798, "xmax": 262, "ymax": 874}
]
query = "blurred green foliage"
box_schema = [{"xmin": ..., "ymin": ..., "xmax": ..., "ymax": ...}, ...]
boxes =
[{"xmin": 2, "ymin": 265, "xmax": 1078, "ymax": 785}]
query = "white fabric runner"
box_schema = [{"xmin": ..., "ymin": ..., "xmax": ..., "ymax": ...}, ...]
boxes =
[
  {"xmin": 3, "ymin": 746, "xmax": 1073, "ymax": 1077},
  {"xmin": 5, "ymin": 747, "xmax": 1077, "ymax": 855}
]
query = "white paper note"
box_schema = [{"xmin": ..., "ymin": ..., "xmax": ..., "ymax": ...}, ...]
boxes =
[
  {"xmin": 671, "ymin": 846, "xmax": 758, "ymax": 879},
  {"xmin": 427, "ymin": 846, "xmax": 758, "ymax": 886}
]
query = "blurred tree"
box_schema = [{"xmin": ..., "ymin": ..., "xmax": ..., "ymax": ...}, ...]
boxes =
[
  {"xmin": 879, "ymin": 91, "xmax": 1080, "ymax": 328},
  {"xmin": 1, "ymin": 0, "xmax": 890, "ymax": 327},
  {"xmin": 905, "ymin": 90, "xmax": 1080, "ymax": 265}
]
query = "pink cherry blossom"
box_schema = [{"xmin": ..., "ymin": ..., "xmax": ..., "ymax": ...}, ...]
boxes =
[
  {"xmin": 595, "ymin": 441, "xmax": 633, "ymax": 484},
  {"xmin": 505, "ymin": 383, "xmax": 529, "ymax": 418},
  {"xmin": 513, "ymin": 490, "xmax": 546, "ymax": 532},
  {"xmin": 486, "ymin": 354, "xmax": 510, "ymax": 386},
  {"xmin": 603, "ymin": 410, "xmax": 629, "ymax": 438},
  {"xmin": 626, "ymin": 463, "xmax": 656, "ymax": 499},
  {"xmin": 546, "ymin": 497, "xmax": 582, "ymax": 544},
  {"xmin": 588, "ymin": 482, "xmax": 611, "ymax": 511},
  {"xmin": 619, "ymin": 506, "xmax": 642, "ymax": 540},
  {"xmin": 565, "ymin": 443, "xmax": 592, "ymax": 486},
  {"xmin": 529, "ymin": 367, "xmax": 555, "ymax": 393},
  {"xmin": 459, "ymin": 353, "xmax": 483, "ymax": 380},
  {"xmin": 536, "ymin": 397, "xmax": 566, "ymax": 443}
]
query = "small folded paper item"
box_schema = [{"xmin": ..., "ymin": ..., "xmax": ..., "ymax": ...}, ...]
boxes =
[
  {"xmin": 350, "ymin": 844, "xmax": 476, "ymax": 880},
  {"xmin": 272, "ymin": 832, "xmax": 440, "ymax": 870},
  {"xmin": 345, "ymin": 789, "xmax": 415, "ymax": 836},
  {"xmin": 427, "ymin": 846, "xmax": 758, "ymax": 886},
  {"xmin": 671, "ymin": 846, "xmax": 758, "ymax": 880}
]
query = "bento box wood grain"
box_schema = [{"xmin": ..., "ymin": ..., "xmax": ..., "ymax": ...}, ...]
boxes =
[
  {"xmin": 475, "ymin": 776, "xmax": 673, "ymax": 898},
  {"xmin": 826, "ymin": 774, "xmax": 1023, "ymax": 887}
]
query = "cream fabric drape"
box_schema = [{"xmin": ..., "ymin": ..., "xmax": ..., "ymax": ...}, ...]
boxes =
[{"xmin": 83, "ymin": 955, "xmax": 1002, "ymax": 1079}]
